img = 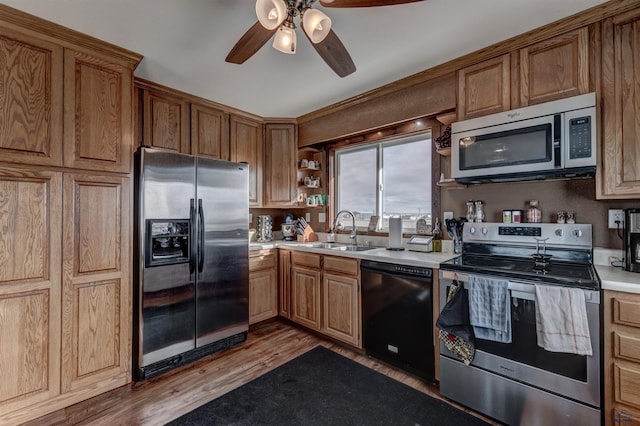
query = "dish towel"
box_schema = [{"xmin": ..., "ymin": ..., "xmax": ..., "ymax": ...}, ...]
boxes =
[
  {"xmin": 468, "ymin": 276, "xmax": 512, "ymax": 343},
  {"xmin": 436, "ymin": 279, "xmax": 475, "ymax": 365},
  {"xmin": 535, "ymin": 285, "xmax": 592, "ymax": 355}
]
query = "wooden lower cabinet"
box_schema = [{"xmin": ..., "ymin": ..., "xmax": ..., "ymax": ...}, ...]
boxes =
[
  {"xmin": 604, "ymin": 290, "xmax": 640, "ymax": 425},
  {"xmin": 249, "ymin": 250, "xmax": 278, "ymax": 324},
  {"xmin": 287, "ymin": 251, "xmax": 361, "ymax": 348},
  {"xmin": 322, "ymin": 256, "xmax": 360, "ymax": 348},
  {"xmin": 0, "ymin": 168, "xmax": 131, "ymax": 424}
]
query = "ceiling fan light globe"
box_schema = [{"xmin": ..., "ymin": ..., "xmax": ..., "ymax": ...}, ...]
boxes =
[
  {"xmin": 273, "ymin": 26, "xmax": 297, "ymax": 54},
  {"xmin": 302, "ymin": 9, "xmax": 332, "ymax": 43},
  {"xmin": 256, "ymin": 0, "xmax": 287, "ymax": 30}
]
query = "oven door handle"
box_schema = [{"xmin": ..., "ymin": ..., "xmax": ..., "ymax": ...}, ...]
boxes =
[{"xmin": 439, "ymin": 270, "xmax": 596, "ymax": 302}]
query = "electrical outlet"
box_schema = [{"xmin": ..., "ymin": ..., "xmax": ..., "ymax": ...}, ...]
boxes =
[
  {"xmin": 305, "ymin": 212, "xmax": 311, "ymax": 222},
  {"xmin": 318, "ymin": 212, "xmax": 326, "ymax": 223},
  {"xmin": 608, "ymin": 209, "xmax": 624, "ymax": 229}
]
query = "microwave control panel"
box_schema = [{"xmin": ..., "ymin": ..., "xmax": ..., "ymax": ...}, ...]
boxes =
[{"xmin": 568, "ymin": 116, "xmax": 591, "ymax": 159}]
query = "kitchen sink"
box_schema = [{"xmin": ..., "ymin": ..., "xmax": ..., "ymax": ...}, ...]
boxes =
[{"xmin": 285, "ymin": 242, "xmax": 376, "ymax": 251}]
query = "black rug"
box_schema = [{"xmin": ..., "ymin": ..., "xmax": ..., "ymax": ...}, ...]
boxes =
[{"xmin": 167, "ymin": 346, "xmax": 490, "ymax": 426}]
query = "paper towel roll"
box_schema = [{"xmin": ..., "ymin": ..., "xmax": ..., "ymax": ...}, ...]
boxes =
[{"xmin": 388, "ymin": 217, "xmax": 403, "ymax": 249}]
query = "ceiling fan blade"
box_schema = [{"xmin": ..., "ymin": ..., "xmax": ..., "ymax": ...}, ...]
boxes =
[
  {"xmin": 305, "ymin": 29, "xmax": 356, "ymax": 78},
  {"xmin": 319, "ymin": 0, "xmax": 423, "ymax": 7},
  {"xmin": 226, "ymin": 22, "xmax": 277, "ymax": 64}
]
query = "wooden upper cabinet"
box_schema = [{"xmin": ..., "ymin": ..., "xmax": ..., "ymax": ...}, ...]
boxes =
[
  {"xmin": 61, "ymin": 173, "xmax": 130, "ymax": 393},
  {"xmin": 0, "ymin": 168, "xmax": 62, "ymax": 418},
  {"xmin": 230, "ymin": 115, "xmax": 263, "ymax": 207},
  {"xmin": 457, "ymin": 54, "xmax": 511, "ymax": 120},
  {"xmin": 0, "ymin": 27, "xmax": 63, "ymax": 167},
  {"xmin": 142, "ymin": 89, "xmax": 190, "ymax": 153},
  {"xmin": 519, "ymin": 28, "xmax": 590, "ymax": 106},
  {"xmin": 598, "ymin": 9, "xmax": 640, "ymax": 199},
  {"xmin": 264, "ymin": 123, "xmax": 297, "ymax": 207},
  {"xmin": 191, "ymin": 103, "xmax": 230, "ymax": 160},
  {"xmin": 63, "ymin": 49, "xmax": 134, "ymax": 173}
]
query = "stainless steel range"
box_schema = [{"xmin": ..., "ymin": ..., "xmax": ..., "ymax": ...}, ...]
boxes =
[{"xmin": 438, "ymin": 223, "xmax": 601, "ymax": 425}]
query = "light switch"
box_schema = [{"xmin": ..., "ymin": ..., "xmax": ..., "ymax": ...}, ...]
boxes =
[
  {"xmin": 306, "ymin": 213, "xmax": 311, "ymax": 222},
  {"xmin": 318, "ymin": 212, "xmax": 326, "ymax": 223}
]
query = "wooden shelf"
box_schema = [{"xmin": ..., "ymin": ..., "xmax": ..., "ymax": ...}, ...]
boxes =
[
  {"xmin": 299, "ymin": 167, "xmax": 321, "ymax": 171},
  {"xmin": 436, "ymin": 111, "xmax": 456, "ymax": 126},
  {"xmin": 436, "ymin": 147, "xmax": 451, "ymax": 157}
]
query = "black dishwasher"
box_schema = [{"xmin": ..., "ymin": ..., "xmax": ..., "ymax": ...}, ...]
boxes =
[{"xmin": 361, "ymin": 260, "xmax": 434, "ymax": 381}]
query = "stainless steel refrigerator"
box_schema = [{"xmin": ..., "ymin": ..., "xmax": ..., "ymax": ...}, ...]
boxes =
[{"xmin": 133, "ymin": 147, "xmax": 249, "ymax": 380}]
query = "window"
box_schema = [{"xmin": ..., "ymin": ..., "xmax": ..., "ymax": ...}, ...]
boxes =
[{"xmin": 334, "ymin": 132, "xmax": 432, "ymax": 232}]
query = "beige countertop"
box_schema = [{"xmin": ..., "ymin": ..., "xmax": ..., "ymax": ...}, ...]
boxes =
[
  {"xmin": 596, "ymin": 265, "xmax": 640, "ymax": 295},
  {"xmin": 250, "ymin": 241, "xmax": 456, "ymax": 269}
]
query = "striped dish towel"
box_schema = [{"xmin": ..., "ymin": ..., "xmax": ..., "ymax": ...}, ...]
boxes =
[
  {"xmin": 468, "ymin": 276, "xmax": 511, "ymax": 343},
  {"xmin": 535, "ymin": 285, "xmax": 592, "ymax": 356}
]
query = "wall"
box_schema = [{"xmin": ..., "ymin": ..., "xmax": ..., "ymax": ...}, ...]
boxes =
[{"xmin": 442, "ymin": 178, "xmax": 639, "ymax": 249}]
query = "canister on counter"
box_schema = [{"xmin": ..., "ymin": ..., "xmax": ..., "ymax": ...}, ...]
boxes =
[
  {"xmin": 512, "ymin": 210, "xmax": 523, "ymax": 223},
  {"xmin": 502, "ymin": 210, "xmax": 512, "ymax": 223}
]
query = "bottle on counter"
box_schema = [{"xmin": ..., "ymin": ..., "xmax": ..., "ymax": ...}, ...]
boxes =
[
  {"xmin": 432, "ymin": 218, "xmax": 442, "ymax": 252},
  {"xmin": 327, "ymin": 227, "xmax": 335, "ymax": 243},
  {"xmin": 526, "ymin": 200, "xmax": 542, "ymax": 223}
]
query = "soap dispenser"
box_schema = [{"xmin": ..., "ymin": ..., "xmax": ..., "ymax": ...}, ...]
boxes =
[{"xmin": 327, "ymin": 227, "xmax": 335, "ymax": 243}]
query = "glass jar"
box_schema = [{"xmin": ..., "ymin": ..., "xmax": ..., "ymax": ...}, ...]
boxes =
[
  {"xmin": 466, "ymin": 200, "xmax": 476, "ymax": 223},
  {"xmin": 526, "ymin": 200, "xmax": 542, "ymax": 223},
  {"xmin": 475, "ymin": 200, "xmax": 485, "ymax": 222}
]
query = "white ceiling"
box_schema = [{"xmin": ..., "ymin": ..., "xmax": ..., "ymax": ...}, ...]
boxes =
[{"xmin": 1, "ymin": 0, "xmax": 608, "ymax": 118}]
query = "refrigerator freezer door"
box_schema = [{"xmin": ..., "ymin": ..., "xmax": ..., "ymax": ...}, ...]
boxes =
[
  {"xmin": 138, "ymin": 148, "xmax": 197, "ymax": 367},
  {"xmin": 195, "ymin": 157, "xmax": 249, "ymax": 347}
]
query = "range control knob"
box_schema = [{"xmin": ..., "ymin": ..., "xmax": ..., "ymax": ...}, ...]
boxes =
[
  {"xmin": 555, "ymin": 229, "xmax": 564, "ymax": 237},
  {"xmin": 469, "ymin": 226, "xmax": 476, "ymax": 235},
  {"xmin": 481, "ymin": 227, "xmax": 488, "ymax": 235},
  {"xmin": 572, "ymin": 229, "xmax": 583, "ymax": 238}
]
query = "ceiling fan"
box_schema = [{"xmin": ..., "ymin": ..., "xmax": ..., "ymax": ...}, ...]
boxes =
[{"xmin": 225, "ymin": 0, "xmax": 423, "ymax": 78}]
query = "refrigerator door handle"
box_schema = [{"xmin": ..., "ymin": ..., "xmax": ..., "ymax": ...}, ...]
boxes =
[
  {"xmin": 198, "ymin": 198, "xmax": 205, "ymax": 276},
  {"xmin": 189, "ymin": 198, "xmax": 196, "ymax": 280}
]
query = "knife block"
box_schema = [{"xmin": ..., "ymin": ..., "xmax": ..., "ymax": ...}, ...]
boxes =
[{"xmin": 297, "ymin": 226, "xmax": 318, "ymax": 242}]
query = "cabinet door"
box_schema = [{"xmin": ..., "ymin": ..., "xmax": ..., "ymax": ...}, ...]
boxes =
[
  {"xmin": 322, "ymin": 272, "xmax": 360, "ymax": 347},
  {"xmin": 142, "ymin": 89, "xmax": 190, "ymax": 153},
  {"xmin": 249, "ymin": 268, "xmax": 278, "ymax": 324},
  {"xmin": 63, "ymin": 49, "xmax": 134, "ymax": 173},
  {"xmin": 291, "ymin": 265, "xmax": 321, "ymax": 331},
  {"xmin": 0, "ymin": 169, "xmax": 62, "ymax": 419},
  {"xmin": 191, "ymin": 103, "xmax": 230, "ymax": 160},
  {"xmin": 457, "ymin": 54, "xmax": 510, "ymax": 120},
  {"xmin": 0, "ymin": 27, "xmax": 63, "ymax": 167},
  {"xmin": 519, "ymin": 28, "xmax": 590, "ymax": 106},
  {"xmin": 61, "ymin": 173, "xmax": 130, "ymax": 394},
  {"xmin": 598, "ymin": 9, "xmax": 640, "ymax": 199},
  {"xmin": 264, "ymin": 123, "xmax": 297, "ymax": 207},
  {"xmin": 278, "ymin": 249, "xmax": 291, "ymax": 318},
  {"xmin": 230, "ymin": 115, "xmax": 263, "ymax": 207}
]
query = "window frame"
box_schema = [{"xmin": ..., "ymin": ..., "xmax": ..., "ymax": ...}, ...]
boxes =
[{"xmin": 332, "ymin": 130, "xmax": 434, "ymax": 234}]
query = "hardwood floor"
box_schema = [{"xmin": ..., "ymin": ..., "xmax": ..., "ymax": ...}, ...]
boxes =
[{"xmin": 25, "ymin": 319, "xmax": 499, "ymax": 426}]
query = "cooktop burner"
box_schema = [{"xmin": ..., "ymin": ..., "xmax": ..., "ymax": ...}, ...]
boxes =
[{"xmin": 439, "ymin": 254, "xmax": 600, "ymax": 290}]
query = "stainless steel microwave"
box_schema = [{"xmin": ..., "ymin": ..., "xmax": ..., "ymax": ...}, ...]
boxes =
[{"xmin": 451, "ymin": 92, "xmax": 596, "ymax": 184}]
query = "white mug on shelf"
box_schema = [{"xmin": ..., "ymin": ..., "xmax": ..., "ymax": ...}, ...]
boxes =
[
  {"xmin": 307, "ymin": 160, "xmax": 316, "ymax": 169},
  {"xmin": 300, "ymin": 159, "xmax": 308, "ymax": 168},
  {"xmin": 306, "ymin": 197, "xmax": 316, "ymax": 206}
]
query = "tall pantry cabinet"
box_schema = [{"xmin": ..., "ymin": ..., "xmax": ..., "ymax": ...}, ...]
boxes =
[{"xmin": 0, "ymin": 5, "xmax": 142, "ymax": 424}]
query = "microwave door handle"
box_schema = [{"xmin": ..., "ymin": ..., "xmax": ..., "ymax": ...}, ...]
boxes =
[{"xmin": 198, "ymin": 199, "xmax": 205, "ymax": 279}]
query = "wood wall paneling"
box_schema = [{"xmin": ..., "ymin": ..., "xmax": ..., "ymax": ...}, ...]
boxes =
[{"xmin": 0, "ymin": 27, "xmax": 63, "ymax": 167}]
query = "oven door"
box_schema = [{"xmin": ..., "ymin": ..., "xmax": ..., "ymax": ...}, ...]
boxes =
[
  {"xmin": 451, "ymin": 114, "xmax": 558, "ymax": 181},
  {"xmin": 438, "ymin": 270, "xmax": 600, "ymax": 408}
]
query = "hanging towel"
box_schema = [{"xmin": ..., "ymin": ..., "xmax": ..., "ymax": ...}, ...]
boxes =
[
  {"xmin": 468, "ymin": 276, "xmax": 512, "ymax": 343},
  {"xmin": 436, "ymin": 279, "xmax": 475, "ymax": 365},
  {"xmin": 535, "ymin": 285, "xmax": 592, "ymax": 355}
]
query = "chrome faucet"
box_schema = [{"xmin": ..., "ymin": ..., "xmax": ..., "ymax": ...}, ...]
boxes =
[{"xmin": 335, "ymin": 210, "xmax": 357, "ymax": 247}]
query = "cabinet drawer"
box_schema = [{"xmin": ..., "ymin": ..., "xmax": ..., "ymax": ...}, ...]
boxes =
[
  {"xmin": 292, "ymin": 252, "xmax": 321, "ymax": 269},
  {"xmin": 614, "ymin": 362, "xmax": 640, "ymax": 408},
  {"xmin": 615, "ymin": 331, "xmax": 640, "ymax": 363},
  {"xmin": 324, "ymin": 256, "xmax": 358, "ymax": 276},
  {"xmin": 249, "ymin": 251, "xmax": 276, "ymax": 271},
  {"xmin": 614, "ymin": 298, "xmax": 640, "ymax": 327}
]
